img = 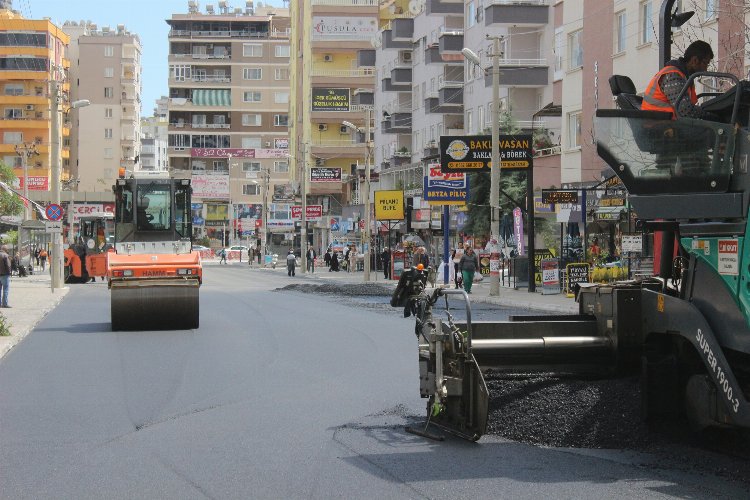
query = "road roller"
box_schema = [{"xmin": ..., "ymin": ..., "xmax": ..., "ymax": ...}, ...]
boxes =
[{"xmin": 108, "ymin": 171, "xmax": 201, "ymax": 330}]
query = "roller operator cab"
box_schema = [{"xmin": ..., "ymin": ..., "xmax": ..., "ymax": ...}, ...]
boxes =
[{"xmin": 108, "ymin": 172, "xmax": 201, "ymax": 331}]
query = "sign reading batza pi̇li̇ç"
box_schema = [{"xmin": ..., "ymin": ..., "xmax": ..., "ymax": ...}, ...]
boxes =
[
  {"xmin": 374, "ymin": 190, "xmax": 404, "ymax": 220},
  {"xmin": 439, "ymin": 134, "xmax": 532, "ymax": 173},
  {"xmin": 311, "ymin": 88, "xmax": 351, "ymax": 112}
]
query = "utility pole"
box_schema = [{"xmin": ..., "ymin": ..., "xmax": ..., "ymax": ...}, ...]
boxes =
[
  {"xmin": 261, "ymin": 167, "xmax": 269, "ymax": 263},
  {"xmin": 14, "ymin": 142, "xmax": 39, "ymax": 221},
  {"xmin": 363, "ymin": 106, "xmax": 372, "ymax": 282},
  {"xmin": 50, "ymin": 79, "xmax": 64, "ymax": 291},
  {"xmin": 489, "ymin": 35, "xmax": 503, "ymax": 296},
  {"xmin": 300, "ymin": 145, "xmax": 307, "ymax": 273}
]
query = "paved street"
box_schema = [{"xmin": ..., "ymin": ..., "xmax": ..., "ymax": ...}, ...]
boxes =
[{"xmin": 1, "ymin": 262, "xmax": 748, "ymax": 499}]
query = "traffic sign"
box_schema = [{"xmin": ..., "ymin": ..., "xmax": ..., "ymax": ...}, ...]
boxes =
[
  {"xmin": 46, "ymin": 203, "xmax": 63, "ymax": 221},
  {"xmin": 45, "ymin": 221, "xmax": 63, "ymax": 233}
]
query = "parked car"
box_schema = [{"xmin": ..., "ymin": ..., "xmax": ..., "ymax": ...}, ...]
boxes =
[{"xmin": 225, "ymin": 245, "xmax": 249, "ymax": 260}]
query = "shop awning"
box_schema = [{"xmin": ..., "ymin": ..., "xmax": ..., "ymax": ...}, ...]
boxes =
[{"xmin": 192, "ymin": 89, "xmax": 231, "ymax": 106}]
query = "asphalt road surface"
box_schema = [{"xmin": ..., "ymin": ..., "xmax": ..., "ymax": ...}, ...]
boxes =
[{"xmin": 1, "ymin": 266, "xmax": 748, "ymax": 499}]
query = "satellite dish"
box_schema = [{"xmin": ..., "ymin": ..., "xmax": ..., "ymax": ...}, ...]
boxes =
[
  {"xmin": 408, "ymin": 0, "xmax": 420, "ymax": 15},
  {"xmin": 370, "ymin": 36, "xmax": 381, "ymax": 49}
]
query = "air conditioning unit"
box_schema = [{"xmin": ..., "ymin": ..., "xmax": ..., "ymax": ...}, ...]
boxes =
[
  {"xmin": 323, "ymin": 54, "xmax": 334, "ymax": 62},
  {"xmin": 318, "ymin": 124, "xmax": 328, "ymax": 131},
  {"xmin": 339, "ymin": 125, "xmax": 349, "ymax": 134},
  {"xmin": 402, "ymin": 52, "xmax": 412, "ymax": 63},
  {"xmin": 25, "ymin": 104, "xmax": 34, "ymax": 111}
]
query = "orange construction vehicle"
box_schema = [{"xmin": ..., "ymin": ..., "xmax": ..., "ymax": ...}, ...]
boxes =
[
  {"xmin": 64, "ymin": 213, "xmax": 114, "ymax": 283},
  {"xmin": 109, "ymin": 171, "xmax": 202, "ymax": 330}
]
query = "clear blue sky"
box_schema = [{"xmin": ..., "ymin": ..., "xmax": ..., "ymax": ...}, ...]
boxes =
[{"xmin": 25, "ymin": 0, "xmax": 285, "ymax": 115}]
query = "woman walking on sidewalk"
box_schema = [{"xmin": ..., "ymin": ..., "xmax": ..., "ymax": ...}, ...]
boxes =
[{"xmin": 459, "ymin": 246, "xmax": 478, "ymax": 294}]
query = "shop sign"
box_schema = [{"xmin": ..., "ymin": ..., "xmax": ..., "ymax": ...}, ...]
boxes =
[
  {"xmin": 310, "ymin": 167, "xmax": 342, "ymax": 182},
  {"xmin": 533, "ymin": 249, "xmax": 555, "ymax": 285},
  {"xmin": 191, "ymin": 148, "xmax": 254, "ymax": 158},
  {"xmin": 541, "ymin": 259, "xmax": 561, "ymax": 295},
  {"xmin": 192, "ymin": 174, "xmax": 230, "ymax": 199},
  {"xmin": 440, "ymin": 134, "xmax": 532, "ymax": 172},
  {"xmin": 311, "ymin": 88, "xmax": 351, "ymax": 112},
  {"xmin": 621, "ymin": 234, "xmax": 642, "ymax": 253},
  {"xmin": 375, "ymin": 190, "xmax": 404, "ymax": 220},
  {"xmin": 17, "ymin": 176, "xmax": 48, "ymax": 190},
  {"xmin": 565, "ymin": 263, "xmax": 590, "ymax": 296},
  {"xmin": 542, "ymin": 189, "xmax": 578, "ymax": 204},
  {"xmin": 291, "ymin": 205, "xmax": 323, "ymax": 221}
]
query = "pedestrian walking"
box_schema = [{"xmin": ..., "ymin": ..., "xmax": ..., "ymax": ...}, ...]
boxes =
[
  {"xmin": 324, "ymin": 248, "xmax": 332, "ymax": 270},
  {"xmin": 0, "ymin": 245, "xmax": 12, "ymax": 307},
  {"xmin": 451, "ymin": 249, "xmax": 462, "ymax": 288},
  {"xmin": 414, "ymin": 246, "xmax": 429, "ymax": 269},
  {"xmin": 248, "ymin": 247, "xmax": 253, "ymax": 266},
  {"xmin": 218, "ymin": 248, "xmax": 227, "ymax": 264},
  {"xmin": 39, "ymin": 248, "xmax": 48, "ymax": 271},
  {"xmin": 286, "ymin": 249, "xmax": 297, "ymax": 277},
  {"xmin": 306, "ymin": 245, "xmax": 316, "ymax": 273},
  {"xmin": 330, "ymin": 250, "xmax": 340, "ymax": 272},
  {"xmin": 459, "ymin": 246, "xmax": 479, "ymax": 294},
  {"xmin": 34, "ymin": 247, "xmax": 40, "ymax": 266},
  {"xmin": 348, "ymin": 244, "xmax": 356, "ymax": 273},
  {"xmin": 381, "ymin": 248, "xmax": 391, "ymax": 279}
]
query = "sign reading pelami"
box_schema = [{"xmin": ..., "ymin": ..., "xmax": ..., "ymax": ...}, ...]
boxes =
[
  {"xmin": 375, "ymin": 190, "xmax": 404, "ymax": 220},
  {"xmin": 311, "ymin": 88, "xmax": 351, "ymax": 112},
  {"xmin": 440, "ymin": 134, "xmax": 532, "ymax": 173}
]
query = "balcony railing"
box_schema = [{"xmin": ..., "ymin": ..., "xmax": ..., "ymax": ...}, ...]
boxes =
[
  {"xmin": 498, "ymin": 58, "xmax": 547, "ymax": 66},
  {"xmin": 438, "ymin": 76, "xmax": 463, "ymax": 88},
  {"xmin": 310, "ymin": 139, "xmax": 366, "ymax": 147},
  {"xmin": 169, "ymin": 30, "xmax": 272, "ymax": 38},
  {"xmin": 170, "ymin": 53, "xmax": 231, "ymax": 60},
  {"xmin": 311, "ymin": 67, "xmax": 375, "ymax": 77},
  {"xmin": 534, "ymin": 145, "xmax": 561, "ymax": 158},
  {"xmin": 489, "ymin": 0, "xmax": 548, "ymax": 5}
]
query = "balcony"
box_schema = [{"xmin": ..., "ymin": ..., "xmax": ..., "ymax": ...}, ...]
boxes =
[
  {"xmin": 381, "ymin": 78, "xmax": 410, "ymax": 92},
  {"xmin": 485, "ymin": 0, "xmax": 549, "ymax": 26},
  {"xmin": 169, "ymin": 30, "xmax": 271, "ymax": 39},
  {"xmin": 381, "ymin": 29, "xmax": 411, "ymax": 50},
  {"xmin": 352, "ymin": 89, "xmax": 374, "ymax": 106},
  {"xmin": 311, "ymin": 0, "xmax": 378, "ymax": 5},
  {"xmin": 390, "ymin": 66, "xmax": 412, "ymax": 84},
  {"xmin": 439, "ymin": 30, "xmax": 463, "ymax": 53},
  {"xmin": 426, "ymin": 0, "xmax": 463, "ymax": 15},
  {"xmin": 391, "ymin": 18, "xmax": 414, "ymax": 41},
  {"xmin": 483, "ymin": 59, "xmax": 549, "ymax": 87},
  {"xmin": 357, "ymin": 50, "xmax": 376, "ymax": 67},
  {"xmin": 309, "ymin": 138, "xmax": 367, "ymax": 157},
  {"xmin": 423, "ymin": 142, "xmax": 439, "ymax": 159},
  {"xmin": 169, "ymin": 52, "xmax": 231, "ymax": 61},
  {"xmin": 381, "ymin": 112, "xmax": 412, "ymax": 134},
  {"xmin": 424, "ymin": 92, "xmax": 463, "ymax": 114},
  {"xmin": 311, "ymin": 67, "xmax": 375, "ymax": 78},
  {"xmin": 171, "ymin": 75, "xmax": 231, "ymax": 86}
]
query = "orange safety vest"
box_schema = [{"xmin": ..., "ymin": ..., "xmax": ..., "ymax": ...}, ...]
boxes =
[{"xmin": 641, "ymin": 65, "xmax": 697, "ymax": 118}]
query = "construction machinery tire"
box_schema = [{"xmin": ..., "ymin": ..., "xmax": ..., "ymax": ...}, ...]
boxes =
[{"xmin": 111, "ymin": 279, "xmax": 200, "ymax": 331}]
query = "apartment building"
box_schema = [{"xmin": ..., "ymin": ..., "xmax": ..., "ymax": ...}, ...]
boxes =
[
  {"xmin": 141, "ymin": 97, "xmax": 169, "ymax": 172},
  {"xmin": 290, "ymin": 0, "xmax": 378, "ymax": 251},
  {"xmin": 64, "ymin": 21, "xmax": 142, "ymax": 193},
  {"xmin": 167, "ymin": 0, "xmax": 291, "ymax": 244},
  {"xmin": 0, "ymin": 7, "xmax": 69, "ymax": 198}
]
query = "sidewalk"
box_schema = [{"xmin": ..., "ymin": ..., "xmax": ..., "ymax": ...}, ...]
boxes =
[{"xmin": 0, "ymin": 271, "xmax": 70, "ymax": 360}]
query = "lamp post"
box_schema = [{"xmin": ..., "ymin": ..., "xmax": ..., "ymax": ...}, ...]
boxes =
[
  {"xmin": 463, "ymin": 36, "xmax": 503, "ymax": 296},
  {"xmin": 15, "ymin": 142, "xmax": 39, "ymax": 221},
  {"xmin": 50, "ymin": 76, "xmax": 89, "ymax": 291},
  {"xmin": 343, "ymin": 105, "xmax": 373, "ymax": 282}
]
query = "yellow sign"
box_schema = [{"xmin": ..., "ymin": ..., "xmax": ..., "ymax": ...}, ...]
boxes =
[{"xmin": 375, "ymin": 190, "xmax": 404, "ymax": 220}]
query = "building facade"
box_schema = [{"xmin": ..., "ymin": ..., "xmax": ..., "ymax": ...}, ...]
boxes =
[
  {"xmin": 64, "ymin": 21, "xmax": 142, "ymax": 193},
  {"xmin": 167, "ymin": 0, "xmax": 291, "ymax": 246}
]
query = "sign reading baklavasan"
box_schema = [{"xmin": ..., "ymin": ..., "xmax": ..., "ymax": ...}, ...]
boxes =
[
  {"xmin": 440, "ymin": 134, "xmax": 532, "ymax": 172},
  {"xmin": 423, "ymin": 163, "xmax": 469, "ymax": 205},
  {"xmin": 311, "ymin": 88, "xmax": 350, "ymax": 112},
  {"xmin": 310, "ymin": 167, "xmax": 342, "ymax": 182}
]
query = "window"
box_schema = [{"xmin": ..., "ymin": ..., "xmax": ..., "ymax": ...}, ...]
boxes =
[
  {"xmin": 274, "ymin": 114, "xmax": 289, "ymax": 127},
  {"xmin": 275, "ymin": 68, "xmax": 289, "ymax": 80},
  {"xmin": 4, "ymin": 83, "xmax": 23, "ymax": 95},
  {"xmin": 466, "ymin": 2, "xmax": 476, "ymax": 28},
  {"xmin": 243, "ymin": 91, "xmax": 262, "ymax": 102},
  {"xmin": 242, "ymin": 137, "xmax": 262, "ymax": 148},
  {"xmin": 105, "ymin": 107, "xmax": 113, "ymax": 118},
  {"xmin": 243, "ymin": 184, "xmax": 260, "ymax": 195},
  {"xmin": 3, "ymin": 131, "xmax": 22, "ymax": 143},
  {"xmin": 243, "ymin": 68, "xmax": 262, "ymax": 80},
  {"xmin": 274, "ymin": 92, "xmax": 289, "ymax": 104},
  {"xmin": 477, "ymin": 105, "xmax": 484, "ymax": 133},
  {"xmin": 104, "ymin": 87, "xmax": 113, "ymax": 98},
  {"xmin": 104, "ymin": 147, "xmax": 113, "ymax": 159},
  {"xmin": 4, "ymin": 108, "xmax": 21, "ymax": 119},
  {"xmin": 104, "ymin": 45, "xmax": 114, "ymax": 57},
  {"xmin": 191, "ymin": 135, "xmax": 230, "ymax": 148},
  {"xmin": 242, "ymin": 114, "xmax": 261, "ymax": 126},
  {"xmin": 554, "ymin": 28, "xmax": 564, "ymax": 80},
  {"xmin": 568, "ymin": 112, "xmax": 581, "ymax": 149},
  {"xmin": 275, "ymin": 45, "xmax": 290, "ymax": 57},
  {"xmin": 615, "ymin": 11, "xmax": 627, "ymax": 54},
  {"xmin": 242, "ymin": 161, "xmax": 261, "ymax": 172},
  {"xmin": 105, "ymin": 128, "xmax": 113, "ymax": 139},
  {"xmin": 243, "ymin": 43, "xmax": 263, "ymax": 57},
  {"xmin": 274, "ymin": 161, "xmax": 289, "ymax": 173},
  {"xmin": 466, "ymin": 110, "xmax": 473, "ymax": 134},
  {"xmin": 568, "ymin": 29, "xmax": 583, "ymax": 69},
  {"xmin": 104, "ymin": 67, "xmax": 114, "ymax": 78},
  {"xmin": 4, "ymin": 155, "xmax": 21, "ymax": 168},
  {"xmin": 704, "ymin": 0, "xmax": 715, "ymax": 21},
  {"xmin": 169, "ymin": 134, "xmax": 190, "ymax": 148},
  {"xmin": 641, "ymin": 1, "xmax": 654, "ymax": 44}
]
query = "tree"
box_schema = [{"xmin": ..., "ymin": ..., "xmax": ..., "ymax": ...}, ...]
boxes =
[{"xmin": 0, "ymin": 162, "xmax": 23, "ymax": 217}]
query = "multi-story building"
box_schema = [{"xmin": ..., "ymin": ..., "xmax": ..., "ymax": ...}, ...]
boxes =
[
  {"xmin": 64, "ymin": 21, "xmax": 142, "ymax": 193},
  {"xmin": 0, "ymin": 7, "xmax": 69, "ymax": 199},
  {"xmin": 290, "ymin": 0, "xmax": 378, "ymax": 251},
  {"xmin": 167, "ymin": 0, "xmax": 291, "ymax": 246},
  {"xmin": 141, "ymin": 96, "xmax": 169, "ymax": 172}
]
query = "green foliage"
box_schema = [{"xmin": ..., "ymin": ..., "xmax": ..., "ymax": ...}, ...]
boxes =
[
  {"xmin": 0, "ymin": 313, "xmax": 11, "ymax": 336},
  {"xmin": 0, "ymin": 163, "xmax": 22, "ymax": 218},
  {"xmin": 195, "ymin": 236, "xmax": 211, "ymax": 247},
  {"xmin": 1, "ymin": 230, "xmax": 17, "ymax": 245}
]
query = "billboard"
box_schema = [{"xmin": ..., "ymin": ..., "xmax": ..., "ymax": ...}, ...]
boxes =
[
  {"xmin": 191, "ymin": 203, "xmax": 204, "ymax": 226},
  {"xmin": 68, "ymin": 203, "xmax": 115, "ymax": 223},
  {"xmin": 17, "ymin": 176, "xmax": 49, "ymax": 191},
  {"xmin": 423, "ymin": 163, "xmax": 468, "ymax": 205},
  {"xmin": 311, "ymin": 88, "xmax": 351, "ymax": 112},
  {"xmin": 374, "ymin": 190, "xmax": 404, "ymax": 220},
  {"xmin": 191, "ymin": 148, "xmax": 255, "ymax": 158},
  {"xmin": 440, "ymin": 134, "xmax": 532, "ymax": 172},
  {"xmin": 311, "ymin": 16, "xmax": 378, "ymax": 40},
  {"xmin": 310, "ymin": 167, "xmax": 342, "ymax": 182},
  {"xmin": 192, "ymin": 174, "xmax": 230, "ymax": 199},
  {"xmin": 204, "ymin": 203, "xmax": 228, "ymax": 226},
  {"xmin": 291, "ymin": 205, "xmax": 323, "ymax": 221}
]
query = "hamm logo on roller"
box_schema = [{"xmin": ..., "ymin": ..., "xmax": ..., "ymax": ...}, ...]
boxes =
[{"xmin": 143, "ymin": 270, "xmax": 168, "ymax": 277}]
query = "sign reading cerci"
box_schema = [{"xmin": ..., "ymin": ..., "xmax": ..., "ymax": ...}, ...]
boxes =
[
  {"xmin": 542, "ymin": 189, "xmax": 579, "ymax": 204},
  {"xmin": 310, "ymin": 167, "xmax": 342, "ymax": 182},
  {"xmin": 440, "ymin": 134, "xmax": 532, "ymax": 173},
  {"xmin": 311, "ymin": 88, "xmax": 351, "ymax": 112}
]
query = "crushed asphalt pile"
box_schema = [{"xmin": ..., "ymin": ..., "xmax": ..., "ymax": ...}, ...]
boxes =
[{"xmin": 279, "ymin": 283, "xmax": 394, "ymax": 297}]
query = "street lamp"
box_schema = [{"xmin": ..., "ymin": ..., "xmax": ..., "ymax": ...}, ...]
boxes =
[
  {"xmin": 342, "ymin": 106, "xmax": 373, "ymax": 282},
  {"xmin": 463, "ymin": 36, "xmax": 503, "ymax": 296},
  {"xmin": 249, "ymin": 168, "xmax": 270, "ymax": 263},
  {"xmin": 51, "ymin": 80, "xmax": 89, "ymax": 291},
  {"xmin": 286, "ymin": 151, "xmax": 308, "ymax": 273}
]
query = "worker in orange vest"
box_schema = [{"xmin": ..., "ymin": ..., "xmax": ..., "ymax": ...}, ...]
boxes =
[{"xmin": 641, "ymin": 40, "xmax": 713, "ymax": 119}]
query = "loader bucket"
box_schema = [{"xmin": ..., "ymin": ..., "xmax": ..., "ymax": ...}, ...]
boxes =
[{"xmin": 110, "ymin": 279, "xmax": 199, "ymax": 331}]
